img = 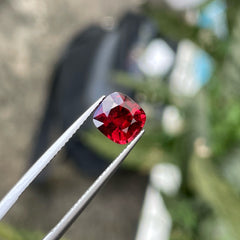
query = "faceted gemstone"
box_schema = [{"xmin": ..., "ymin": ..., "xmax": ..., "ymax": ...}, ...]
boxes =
[{"xmin": 93, "ymin": 92, "xmax": 146, "ymax": 144}]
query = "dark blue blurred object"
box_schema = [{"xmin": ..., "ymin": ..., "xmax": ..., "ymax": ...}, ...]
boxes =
[{"xmin": 30, "ymin": 12, "xmax": 158, "ymax": 180}]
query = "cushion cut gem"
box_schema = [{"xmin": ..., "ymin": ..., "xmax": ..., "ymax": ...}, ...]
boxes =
[{"xmin": 93, "ymin": 92, "xmax": 146, "ymax": 144}]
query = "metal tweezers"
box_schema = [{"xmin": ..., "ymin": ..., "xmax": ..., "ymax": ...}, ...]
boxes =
[{"xmin": 0, "ymin": 95, "xmax": 144, "ymax": 240}]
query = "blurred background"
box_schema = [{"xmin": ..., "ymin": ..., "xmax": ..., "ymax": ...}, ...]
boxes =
[{"xmin": 1, "ymin": 0, "xmax": 240, "ymax": 239}]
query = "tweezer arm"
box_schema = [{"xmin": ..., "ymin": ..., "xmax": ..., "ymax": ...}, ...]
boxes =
[
  {"xmin": 0, "ymin": 96, "xmax": 105, "ymax": 220},
  {"xmin": 43, "ymin": 129, "xmax": 145, "ymax": 240}
]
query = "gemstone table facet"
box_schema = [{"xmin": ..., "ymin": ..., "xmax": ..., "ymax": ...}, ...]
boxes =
[{"xmin": 93, "ymin": 92, "xmax": 146, "ymax": 144}]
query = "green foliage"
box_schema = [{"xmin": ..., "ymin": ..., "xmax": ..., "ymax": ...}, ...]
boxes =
[
  {"xmin": 166, "ymin": 198, "xmax": 199, "ymax": 233},
  {"xmin": 207, "ymin": 12, "xmax": 240, "ymax": 160},
  {"xmin": 0, "ymin": 222, "xmax": 68, "ymax": 240},
  {"xmin": 84, "ymin": 1, "xmax": 240, "ymax": 239},
  {"xmin": 0, "ymin": 223, "xmax": 43, "ymax": 240},
  {"xmin": 189, "ymin": 154, "xmax": 240, "ymax": 239},
  {"xmin": 81, "ymin": 126, "xmax": 167, "ymax": 172}
]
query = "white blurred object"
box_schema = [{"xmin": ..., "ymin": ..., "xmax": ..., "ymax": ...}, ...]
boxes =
[
  {"xmin": 162, "ymin": 106, "xmax": 184, "ymax": 136},
  {"xmin": 135, "ymin": 186, "xmax": 172, "ymax": 240},
  {"xmin": 170, "ymin": 40, "xmax": 214, "ymax": 97},
  {"xmin": 137, "ymin": 39, "xmax": 175, "ymax": 77},
  {"xmin": 197, "ymin": 0, "xmax": 228, "ymax": 39},
  {"xmin": 150, "ymin": 163, "xmax": 182, "ymax": 196},
  {"xmin": 135, "ymin": 163, "xmax": 182, "ymax": 240},
  {"xmin": 164, "ymin": 0, "xmax": 206, "ymax": 10},
  {"xmin": 185, "ymin": 0, "xmax": 228, "ymax": 39}
]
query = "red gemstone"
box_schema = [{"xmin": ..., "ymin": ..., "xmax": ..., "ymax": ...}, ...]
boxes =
[{"xmin": 93, "ymin": 92, "xmax": 146, "ymax": 144}]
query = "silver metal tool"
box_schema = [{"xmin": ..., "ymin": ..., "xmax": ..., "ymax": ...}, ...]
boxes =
[{"xmin": 0, "ymin": 95, "xmax": 144, "ymax": 240}]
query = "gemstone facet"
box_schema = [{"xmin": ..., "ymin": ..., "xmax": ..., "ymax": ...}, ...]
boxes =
[{"xmin": 93, "ymin": 92, "xmax": 146, "ymax": 144}]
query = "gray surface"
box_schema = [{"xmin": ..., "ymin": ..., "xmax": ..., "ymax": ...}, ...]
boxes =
[{"xmin": 0, "ymin": 1, "xmax": 147, "ymax": 239}]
